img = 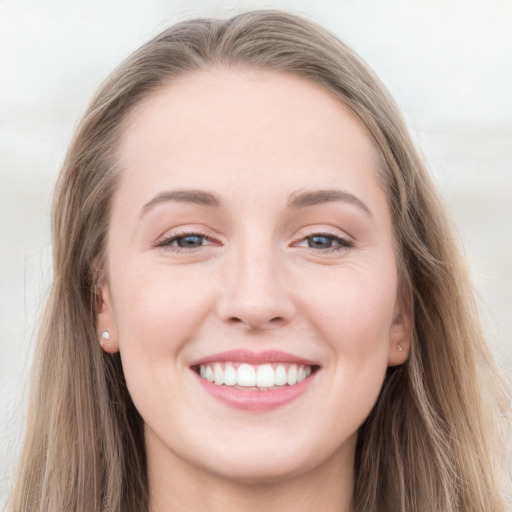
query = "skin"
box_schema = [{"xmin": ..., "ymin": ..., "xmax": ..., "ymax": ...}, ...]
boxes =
[{"xmin": 97, "ymin": 68, "xmax": 410, "ymax": 512}]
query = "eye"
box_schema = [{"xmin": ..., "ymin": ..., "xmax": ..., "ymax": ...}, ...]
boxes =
[
  {"xmin": 295, "ymin": 232, "xmax": 353, "ymax": 252},
  {"xmin": 172, "ymin": 234, "xmax": 208, "ymax": 248},
  {"xmin": 156, "ymin": 231, "xmax": 218, "ymax": 251}
]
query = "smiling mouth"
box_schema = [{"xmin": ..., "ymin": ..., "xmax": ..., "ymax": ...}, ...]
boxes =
[{"xmin": 193, "ymin": 362, "xmax": 317, "ymax": 390}]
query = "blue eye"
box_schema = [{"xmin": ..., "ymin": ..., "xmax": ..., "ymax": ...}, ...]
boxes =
[
  {"xmin": 174, "ymin": 234, "xmax": 206, "ymax": 248},
  {"xmin": 307, "ymin": 235, "xmax": 335, "ymax": 249},
  {"xmin": 297, "ymin": 233, "xmax": 353, "ymax": 251},
  {"xmin": 157, "ymin": 231, "xmax": 352, "ymax": 253},
  {"xmin": 157, "ymin": 232, "xmax": 215, "ymax": 250}
]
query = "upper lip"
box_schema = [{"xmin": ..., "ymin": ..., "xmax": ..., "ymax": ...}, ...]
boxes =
[{"xmin": 189, "ymin": 349, "xmax": 319, "ymax": 367}]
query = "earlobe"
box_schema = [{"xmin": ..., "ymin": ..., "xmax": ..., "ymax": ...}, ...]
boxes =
[
  {"xmin": 99, "ymin": 330, "xmax": 110, "ymax": 346},
  {"xmin": 95, "ymin": 277, "xmax": 120, "ymax": 354},
  {"xmin": 387, "ymin": 291, "xmax": 412, "ymax": 367},
  {"xmin": 388, "ymin": 338, "xmax": 409, "ymax": 366}
]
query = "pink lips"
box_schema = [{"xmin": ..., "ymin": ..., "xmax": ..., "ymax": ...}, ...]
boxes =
[
  {"xmin": 190, "ymin": 349, "xmax": 318, "ymax": 367},
  {"xmin": 190, "ymin": 350, "xmax": 319, "ymax": 411}
]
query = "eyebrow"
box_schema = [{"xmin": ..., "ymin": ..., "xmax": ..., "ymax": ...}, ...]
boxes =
[
  {"xmin": 288, "ymin": 189, "xmax": 371, "ymax": 216},
  {"xmin": 141, "ymin": 189, "xmax": 221, "ymax": 216},
  {"xmin": 140, "ymin": 188, "xmax": 371, "ymax": 217}
]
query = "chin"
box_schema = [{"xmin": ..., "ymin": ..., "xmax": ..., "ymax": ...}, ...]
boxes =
[
  {"xmin": 200, "ymin": 452, "xmax": 316, "ymax": 485},
  {"xmin": 189, "ymin": 428, "xmax": 356, "ymax": 486}
]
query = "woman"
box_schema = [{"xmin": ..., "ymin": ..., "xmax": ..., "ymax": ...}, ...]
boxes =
[{"xmin": 8, "ymin": 9, "xmax": 510, "ymax": 512}]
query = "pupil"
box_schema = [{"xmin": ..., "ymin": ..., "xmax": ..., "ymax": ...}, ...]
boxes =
[
  {"xmin": 178, "ymin": 235, "xmax": 202, "ymax": 248},
  {"xmin": 308, "ymin": 236, "xmax": 332, "ymax": 248}
]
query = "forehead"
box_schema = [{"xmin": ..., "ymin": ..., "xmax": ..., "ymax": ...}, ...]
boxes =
[{"xmin": 115, "ymin": 68, "xmax": 385, "ymax": 210}]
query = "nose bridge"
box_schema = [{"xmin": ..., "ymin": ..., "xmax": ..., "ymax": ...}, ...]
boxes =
[{"xmin": 217, "ymin": 232, "xmax": 295, "ymax": 330}]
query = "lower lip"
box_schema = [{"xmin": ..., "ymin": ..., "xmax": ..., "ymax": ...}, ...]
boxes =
[{"xmin": 194, "ymin": 372, "xmax": 316, "ymax": 411}]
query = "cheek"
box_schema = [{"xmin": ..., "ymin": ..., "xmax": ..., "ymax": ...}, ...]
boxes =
[
  {"xmin": 297, "ymin": 257, "xmax": 398, "ymax": 421},
  {"xmin": 110, "ymin": 261, "xmax": 217, "ymax": 359},
  {"xmin": 110, "ymin": 263, "xmax": 219, "ymax": 419},
  {"xmin": 312, "ymin": 267, "xmax": 396, "ymax": 415},
  {"xmin": 303, "ymin": 262, "xmax": 397, "ymax": 353}
]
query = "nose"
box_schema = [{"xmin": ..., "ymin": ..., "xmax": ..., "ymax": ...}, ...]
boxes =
[{"xmin": 216, "ymin": 244, "xmax": 296, "ymax": 331}]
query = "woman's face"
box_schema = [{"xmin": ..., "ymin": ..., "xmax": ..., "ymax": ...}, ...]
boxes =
[{"xmin": 98, "ymin": 69, "xmax": 409, "ymax": 484}]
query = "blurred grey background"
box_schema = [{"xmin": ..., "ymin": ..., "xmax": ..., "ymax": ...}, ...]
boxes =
[{"xmin": 1, "ymin": 0, "xmax": 511, "ymax": 504}]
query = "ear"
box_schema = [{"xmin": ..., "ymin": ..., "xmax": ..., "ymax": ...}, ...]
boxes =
[
  {"xmin": 95, "ymin": 265, "xmax": 119, "ymax": 354},
  {"xmin": 387, "ymin": 289, "xmax": 411, "ymax": 367}
]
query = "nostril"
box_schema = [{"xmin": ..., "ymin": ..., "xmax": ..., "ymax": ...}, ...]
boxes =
[{"xmin": 226, "ymin": 315, "xmax": 285, "ymax": 331}]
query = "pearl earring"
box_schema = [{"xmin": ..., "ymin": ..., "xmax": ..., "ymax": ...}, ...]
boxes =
[
  {"xmin": 397, "ymin": 344, "xmax": 403, "ymax": 352},
  {"xmin": 100, "ymin": 330, "xmax": 110, "ymax": 346}
]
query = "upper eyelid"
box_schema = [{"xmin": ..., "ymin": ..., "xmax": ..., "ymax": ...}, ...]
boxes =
[
  {"xmin": 293, "ymin": 226, "xmax": 354, "ymax": 241},
  {"xmin": 157, "ymin": 228, "xmax": 348, "ymax": 238},
  {"xmin": 154, "ymin": 226, "xmax": 354, "ymax": 246},
  {"xmin": 157, "ymin": 231, "xmax": 218, "ymax": 245},
  {"xmin": 293, "ymin": 233, "xmax": 353, "ymax": 248},
  {"xmin": 156, "ymin": 225, "xmax": 219, "ymax": 241}
]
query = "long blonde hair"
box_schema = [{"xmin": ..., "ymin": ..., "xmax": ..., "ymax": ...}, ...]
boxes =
[{"xmin": 9, "ymin": 9, "xmax": 510, "ymax": 512}]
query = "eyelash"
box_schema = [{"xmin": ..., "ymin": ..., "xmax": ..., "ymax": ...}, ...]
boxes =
[
  {"xmin": 155, "ymin": 230, "xmax": 354, "ymax": 253},
  {"xmin": 155, "ymin": 230, "xmax": 219, "ymax": 252},
  {"xmin": 295, "ymin": 231, "xmax": 354, "ymax": 253}
]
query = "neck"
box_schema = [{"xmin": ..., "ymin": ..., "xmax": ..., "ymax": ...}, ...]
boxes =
[{"xmin": 147, "ymin": 433, "xmax": 355, "ymax": 512}]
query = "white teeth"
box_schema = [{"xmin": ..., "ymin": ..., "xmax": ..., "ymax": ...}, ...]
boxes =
[
  {"xmin": 256, "ymin": 364, "xmax": 275, "ymax": 387},
  {"xmin": 224, "ymin": 364, "xmax": 237, "ymax": 386},
  {"xmin": 237, "ymin": 363, "xmax": 256, "ymax": 386},
  {"xmin": 197, "ymin": 362, "xmax": 314, "ymax": 388},
  {"xmin": 214, "ymin": 363, "xmax": 223, "ymax": 385},
  {"xmin": 287, "ymin": 364, "xmax": 298, "ymax": 385},
  {"xmin": 275, "ymin": 365, "xmax": 287, "ymax": 386}
]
